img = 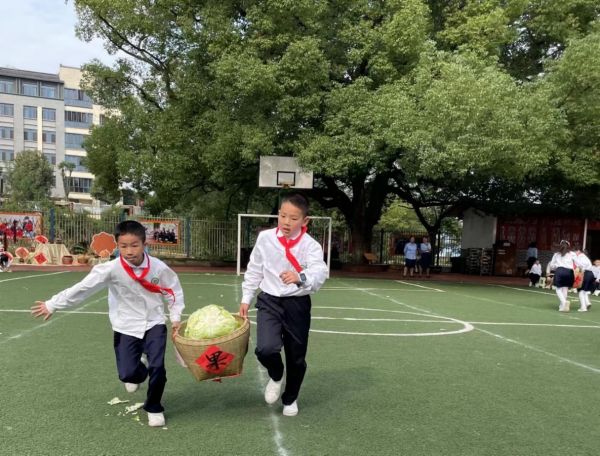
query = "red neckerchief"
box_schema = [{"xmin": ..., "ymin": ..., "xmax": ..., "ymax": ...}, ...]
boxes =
[
  {"xmin": 120, "ymin": 254, "xmax": 175, "ymax": 306},
  {"xmin": 276, "ymin": 226, "xmax": 307, "ymax": 273}
]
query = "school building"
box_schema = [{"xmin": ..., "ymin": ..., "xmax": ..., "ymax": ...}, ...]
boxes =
[{"xmin": 0, "ymin": 65, "xmax": 110, "ymax": 211}]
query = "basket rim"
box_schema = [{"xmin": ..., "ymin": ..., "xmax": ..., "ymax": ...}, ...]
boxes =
[{"xmin": 174, "ymin": 314, "xmax": 249, "ymax": 345}]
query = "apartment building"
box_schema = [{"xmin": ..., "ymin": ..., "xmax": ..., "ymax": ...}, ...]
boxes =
[{"xmin": 0, "ymin": 64, "xmax": 103, "ymax": 207}]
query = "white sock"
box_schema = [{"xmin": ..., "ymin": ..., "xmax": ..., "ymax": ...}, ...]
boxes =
[
  {"xmin": 556, "ymin": 288, "xmax": 566, "ymax": 307},
  {"xmin": 578, "ymin": 291, "xmax": 587, "ymax": 310}
]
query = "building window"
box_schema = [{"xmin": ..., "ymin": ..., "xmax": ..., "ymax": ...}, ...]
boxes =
[
  {"xmin": 22, "ymin": 82, "xmax": 38, "ymax": 96},
  {"xmin": 0, "ymin": 127, "xmax": 14, "ymax": 139},
  {"xmin": 24, "ymin": 129, "xmax": 37, "ymax": 141},
  {"xmin": 42, "ymin": 108, "xmax": 56, "ymax": 121},
  {"xmin": 0, "ymin": 149, "xmax": 14, "ymax": 161},
  {"xmin": 0, "ymin": 103, "xmax": 14, "ymax": 117},
  {"xmin": 65, "ymin": 154, "xmax": 88, "ymax": 172},
  {"xmin": 0, "ymin": 79, "xmax": 15, "ymax": 94},
  {"xmin": 44, "ymin": 153, "xmax": 56, "ymax": 165},
  {"xmin": 65, "ymin": 133, "xmax": 86, "ymax": 149},
  {"xmin": 41, "ymin": 84, "xmax": 58, "ymax": 98},
  {"xmin": 65, "ymin": 110, "xmax": 93, "ymax": 125},
  {"xmin": 64, "ymin": 88, "xmax": 92, "ymax": 102},
  {"xmin": 99, "ymin": 114, "xmax": 106, "ymax": 125},
  {"xmin": 23, "ymin": 106, "xmax": 37, "ymax": 119},
  {"xmin": 70, "ymin": 177, "xmax": 93, "ymax": 193},
  {"xmin": 42, "ymin": 130, "xmax": 56, "ymax": 144}
]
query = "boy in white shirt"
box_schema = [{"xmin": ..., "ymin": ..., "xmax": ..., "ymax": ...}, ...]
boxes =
[
  {"xmin": 31, "ymin": 220, "xmax": 184, "ymax": 427},
  {"xmin": 239, "ymin": 193, "xmax": 328, "ymax": 417}
]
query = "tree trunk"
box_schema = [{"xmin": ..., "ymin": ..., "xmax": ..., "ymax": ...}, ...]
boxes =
[{"xmin": 349, "ymin": 218, "xmax": 374, "ymax": 264}]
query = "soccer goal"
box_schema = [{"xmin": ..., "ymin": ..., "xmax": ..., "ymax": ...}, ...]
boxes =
[{"xmin": 236, "ymin": 213, "xmax": 332, "ymax": 278}]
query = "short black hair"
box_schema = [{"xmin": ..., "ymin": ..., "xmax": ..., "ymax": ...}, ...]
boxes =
[
  {"xmin": 115, "ymin": 220, "xmax": 146, "ymax": 242},
  {"xmin": 280, "ymin": 193, "xmax": 309, "ymax": 216}
]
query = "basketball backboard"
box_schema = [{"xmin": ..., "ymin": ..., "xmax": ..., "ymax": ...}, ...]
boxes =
[{"xmin": 259, "ymin": 156, "xmax": 314, "ymax": 189}]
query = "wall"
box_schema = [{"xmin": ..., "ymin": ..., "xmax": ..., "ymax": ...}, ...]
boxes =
[{"xmin": 461, "ymin": 208, "xmax": 497, "ymax": 249}]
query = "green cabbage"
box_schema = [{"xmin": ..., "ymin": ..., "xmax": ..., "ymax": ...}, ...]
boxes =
[{"xmin": 184, "ymin": 305, "xmax": 239, "ymax": 339}]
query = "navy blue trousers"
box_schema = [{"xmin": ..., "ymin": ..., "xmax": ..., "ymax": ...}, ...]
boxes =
[
  {"xmin": 113, "ymin": 324, "xmax": 167, "ymax": 413},
  {"xmin": 255, "ymin": 292, "xmax": 311, "ymax": 406}
]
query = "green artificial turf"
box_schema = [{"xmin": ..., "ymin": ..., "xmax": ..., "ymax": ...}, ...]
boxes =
[{"xmin": 1, "ymin": 271, "xmax": 600, "ymax": 455}]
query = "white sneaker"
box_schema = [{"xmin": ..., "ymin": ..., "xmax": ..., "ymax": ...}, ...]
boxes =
[
  {"xmin": 124, "ymin": 382, "xmax": 139, "ymax": 393},
  {"xmin": 148, "ymin": 412, "xmax": 165, "ymax": 427},
  {"xmin": 578, "ymin": 308, "xmax": 588, "ymax": 312},
  {"xmin": 594, "ymin": 290, "xmax": 600, "ymax": 297},
  {"xmin": 264, "ymin": 378, "xmax": 283, "ymax": 404},
  {"xmin": 282, "ymin": 401, "xmax": 298, "ymax": 417},
  {"xmin": 559, "ymin": 301, "xmax": 571, "ymax": 312}
]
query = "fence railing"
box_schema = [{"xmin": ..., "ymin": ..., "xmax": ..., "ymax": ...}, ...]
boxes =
[{"xmin": 2, "ymin": 209, "xmax": 462, "ymax": 266}]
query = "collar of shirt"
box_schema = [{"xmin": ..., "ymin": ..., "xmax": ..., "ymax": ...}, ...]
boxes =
[
  {"xmin": 122, "ymin": 254, "xmax": 149, "ymax": 274},
  {"xmin": 276, "ymin": 228, "xmax": 302, "ymax": 241}
]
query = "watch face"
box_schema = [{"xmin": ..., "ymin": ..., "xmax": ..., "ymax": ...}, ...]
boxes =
[{"xmin": 300, "ymin": 273, "xmax": 307, "ymax": 282}]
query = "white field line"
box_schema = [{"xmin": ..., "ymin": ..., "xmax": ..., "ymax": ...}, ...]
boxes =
[
  {"xmin": 476, "ymin": 327, "xmax": 600, "ymax": 374},
  {"xmin": 0, "ymin": 309, "xmax": 109, "ymax": 315},
  {"xmin": 495, "ymin": 285, "xmax": 600, "ymax": 304},
  {"xmin": 394, "ymin": 280, "xmax": 445, "ymax": 292},
  {"xmin": 0, "ymin": 271, "xmax": 68, "ymax": 283},
  {"xmin": 320, "ymin": 287, "xmax": 434, "ymax": 292},
  {"xmin": 470, "ymin": 321, "xmax": 600, "ymax": 329},
  {"xmin": 180, "ymin": 282, "xmax": 434, "ymax": 292},
  {"xmin": 339, "ymin": 282, "xmax": 473, "ymax": 337},
  {"xmin": 450, "ymin": 290, "xmax": 600, "ymax": 325},
  {"xmin": 4, "ymin": 308, "xmax": 599, "ymax": 331},
  {"xmin": 0, "ymin": 294, "xmax": 108, "ymax": 346},
  {"xmin": 428, "ymin": 284, "xmax": 600, "ymax": 374},
  {"xmin": 233, "ymin": 277, "xmax": 288, "ymax": 456}
]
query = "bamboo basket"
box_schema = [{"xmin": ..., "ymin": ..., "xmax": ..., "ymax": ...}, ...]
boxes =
[{"xmin": 173, "ymin": 315, "xmax": 250, "ymax": 382}]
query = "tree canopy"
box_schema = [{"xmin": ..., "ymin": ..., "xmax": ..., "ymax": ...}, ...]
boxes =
[
  {"xmin": 75, "ymin": 0, "xmax": 600, "ymax": 258},
  {"xmin": 7, "ymin": 150, "xmax": 54, "ymax": 204}
]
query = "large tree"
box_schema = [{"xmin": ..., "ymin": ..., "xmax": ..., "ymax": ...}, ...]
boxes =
[
  {"xmin": 75, "ymin": 0, "xmax": 599, "ymax": 259},
  {"xmin": 7, "ymin": 150, "xmax": 54, "ymax": 203}
]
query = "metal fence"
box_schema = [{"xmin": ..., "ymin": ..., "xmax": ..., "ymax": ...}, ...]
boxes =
[
  {"xmin": 335, "ymin": 229, "xmax": 462, "ymax": 268},
  {"xmin": 4, "ymin": 209, "xmax": 461, "ymax": 266}
]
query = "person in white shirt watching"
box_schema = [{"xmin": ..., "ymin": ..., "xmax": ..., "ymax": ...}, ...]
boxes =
[
  {"xmin": 528, "ymin": 260, "xmax": 542, "ymax": 287},
  {"xmin": 592, "ymin": 259, "xmax": 600, "ymax": 296},
  {"xmin": 31, "ymin": 220, "xmax": 184, "ymax": 427},
  {"xmin": 548, "ymin": 240, "xmax": 576, "ymax": 312},
  {"xmin": 239, "ymin": 193, "xmax": 328, "ymax": 417}
]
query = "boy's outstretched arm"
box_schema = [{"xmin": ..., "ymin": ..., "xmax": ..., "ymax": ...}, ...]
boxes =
[{"xmin": 31, "ymin": 301, "xmax": 53, "ymax": 321}]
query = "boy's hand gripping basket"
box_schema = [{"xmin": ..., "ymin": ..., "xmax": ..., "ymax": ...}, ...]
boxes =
[{"xmin": 173, "ymin": 315, "xmax": 250, "ymax": 382}]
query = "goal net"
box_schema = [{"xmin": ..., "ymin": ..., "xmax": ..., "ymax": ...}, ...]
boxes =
[{"xmin": 236, "ymin": 214, "xmax": 332, "ymax": 278}]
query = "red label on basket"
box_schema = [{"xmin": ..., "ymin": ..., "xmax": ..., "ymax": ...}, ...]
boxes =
[{"xmin": 195, "ymin": 345, "xmax": 235, "ymax": 374}]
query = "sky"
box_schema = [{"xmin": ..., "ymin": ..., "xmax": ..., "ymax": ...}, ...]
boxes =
[{"xmin": 0, "ymin": 0, "xmax": 117, "ymax": 74}]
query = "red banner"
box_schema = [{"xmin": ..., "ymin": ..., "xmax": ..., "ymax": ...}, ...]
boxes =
[{"xmin": 496, "ymin": 216, "xmax": 586, "ymax": 250}]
